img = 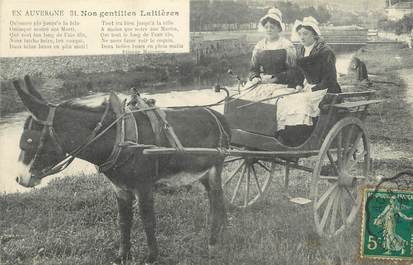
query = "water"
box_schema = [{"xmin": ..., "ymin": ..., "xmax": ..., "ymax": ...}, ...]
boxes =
[
  {"xmin": 0, "ymin": 53, "xmax": 353, "ymax": 194},
  {"xmin": 336, "ymin": 53, "xmax": 353, "ymax": 75}
]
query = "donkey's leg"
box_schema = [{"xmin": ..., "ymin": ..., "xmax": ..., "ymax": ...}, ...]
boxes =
[
  {"xmin": 114, "ymin": 188, "xmax": 134, "ymax": 264},
  {"xmin": 136, "ymin": 183, "xmax": 158, "ymax": 264},
  {"xmin": 200, "ymin": 173, "xmax": 213, "ymax": 226},
  {"xmin": 209, "ymin": 164, "xmax": 227, "ymax": 245},
  {"xmin": 201, "ymin": 164, "xmax": 227, "ymax": 247}
]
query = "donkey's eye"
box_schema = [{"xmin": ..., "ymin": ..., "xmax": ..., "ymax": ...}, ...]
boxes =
[{"xmin": 26, "ymin": 138, "xmax": 33, "ymax": 143}]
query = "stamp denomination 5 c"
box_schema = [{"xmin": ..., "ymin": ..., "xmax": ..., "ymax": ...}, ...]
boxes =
[{"xmin": 361, "ymin": 188, "xmax": 413, "ymax": 260}]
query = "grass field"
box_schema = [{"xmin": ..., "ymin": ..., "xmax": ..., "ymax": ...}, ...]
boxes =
[
  {"xmin": 0, "ymin": 173, "xmax": 360, "ymax": 265},
  {"xmin": 1, "ymin": 45, "xmax": 412, "ymax": 265},
  {"xmin": 0, "ymin": 159, "xmax": 408, "ymax": 265}
]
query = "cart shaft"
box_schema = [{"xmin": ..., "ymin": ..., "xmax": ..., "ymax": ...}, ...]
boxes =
[{"xmin": 142, "ymin": 147, "xmax": 320, "ymax": 158}]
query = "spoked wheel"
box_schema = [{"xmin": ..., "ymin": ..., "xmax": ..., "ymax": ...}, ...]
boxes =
[
  {"xmin": 311, "ymin": 117, "xmax": 370, "ymax": 238},
  {"xmin": 222, "ymin": 156, "xmax": 275, "ymax": 208}
]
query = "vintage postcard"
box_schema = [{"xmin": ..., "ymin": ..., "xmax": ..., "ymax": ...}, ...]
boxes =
[{"xmin": 0, "ymin": 0, "xmax": 412, "ymax": 264}]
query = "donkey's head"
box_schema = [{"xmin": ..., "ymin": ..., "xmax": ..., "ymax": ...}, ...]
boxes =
[{"xmin": 14, "ymin": 76, "xmax": 67, "ymax": 187}]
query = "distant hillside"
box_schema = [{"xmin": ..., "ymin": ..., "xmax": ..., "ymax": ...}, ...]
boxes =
[
  {"xmin": 191, "ymin": 0, "xmax": 386, "ymax": 11},
  {"xmin": 271, "ymin": 0, "xmax": 385, "ymax": 11},
  {"xmin": 324, "ymin": 0, "xmax": 385, "ymax": 11}
]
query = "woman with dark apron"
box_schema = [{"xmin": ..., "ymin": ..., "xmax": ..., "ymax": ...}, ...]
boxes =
[
  {"xmin": 277, "ymin": 17, "xmax": 341, "ymax": 146},
  {"xmin": 241, "ymin": 8, "xmax": 301, "ymax": 101}
]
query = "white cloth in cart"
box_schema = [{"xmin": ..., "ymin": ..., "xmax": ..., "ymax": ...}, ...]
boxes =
[
  {"xmin": 238, "ymin": 83, "xmax": 326, "ymax": 131},
  {"xmin": 277, "ymin": 86, "xmax": 326, "ymax": 131}
]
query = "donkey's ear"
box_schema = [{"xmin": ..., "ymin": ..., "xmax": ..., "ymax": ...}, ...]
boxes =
[
  {"xmin": 109, "ymin": 92, "xmax": 123, "ymax": 116},
  {"xmin": 24, "ymin": 75, "xmax": 46, "ymax": 103},
  {"xmin": 13, "ymin": 79, "xmax": 49, "ymax": 121}
]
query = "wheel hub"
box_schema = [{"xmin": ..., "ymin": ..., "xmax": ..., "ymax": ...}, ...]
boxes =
[{"xmin": 338, "ymin": 171, "xmax": 356, "ymax": 187}]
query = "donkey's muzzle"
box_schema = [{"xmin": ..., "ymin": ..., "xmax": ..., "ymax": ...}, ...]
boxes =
[{"xmin": 16, "ymin": 175, "xmax": 41, "ymax": 187}]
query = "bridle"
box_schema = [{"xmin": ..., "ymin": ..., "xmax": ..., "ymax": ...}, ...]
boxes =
[{"xmin": 27, "ymin": 102, "xmax": 111, "ymax": 179}]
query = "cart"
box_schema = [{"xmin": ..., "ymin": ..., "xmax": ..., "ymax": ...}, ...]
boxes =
[
  {"xmin": 218, "ymin": 85, "xmax": 382, "ymax": 238},
  {"xmin": 143, "ymin": 85, "xmax": 383, "ymax": 238}
]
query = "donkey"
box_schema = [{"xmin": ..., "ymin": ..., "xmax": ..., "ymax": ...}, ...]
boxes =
[{"xmin": 13, "ymin": 76, "xmax": 230, "ymax": 264}]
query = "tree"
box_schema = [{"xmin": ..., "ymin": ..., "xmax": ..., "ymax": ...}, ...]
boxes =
[
  {"xmin": 189, "ymin": 0, "xmax": 332, "ymax": 31},
  {"xmin": 301, "ymin": 7, "xmax": 319, "ymax": 21},
  {"xmin": 274, "ymin": 1, "xmax": 303, "ymax": 23},
  {"xmin": 400, "ymin": 15, "xmax": 413, "ymax": 33},
  {"xmin": 317, "ymin": 6, "xmax": 331, "ymax": 23},
  {"xmin": 378, "ymin": 15, "xmax": 413, "ymax": 35}
]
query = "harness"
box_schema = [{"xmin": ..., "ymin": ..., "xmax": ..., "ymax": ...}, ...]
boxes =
[
  {"xmin": 24, "ymin": 101, "xmax": 112, "ymax": 178},
  {"xmin": 25, "ymin": 92, "xmax": 228, "ymax": 179}
]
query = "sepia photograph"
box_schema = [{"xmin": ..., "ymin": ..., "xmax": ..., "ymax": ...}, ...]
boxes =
[{"xmin": 0, "ymin": 0, "xmax": 413, "ymax": 264}]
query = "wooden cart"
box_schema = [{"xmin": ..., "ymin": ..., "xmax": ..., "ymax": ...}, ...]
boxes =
[
  {"xmin": 219, "ymin": 87, "xmax": 382, "ymax": 238},
  {"xmin": 143, "ymin": 87, "xmax": 382, "ymax": 238}
]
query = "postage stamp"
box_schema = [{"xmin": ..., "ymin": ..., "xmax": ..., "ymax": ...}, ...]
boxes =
[{"xmin": 361, "ymin": 188, "xmax": 413, "ymax": 260}]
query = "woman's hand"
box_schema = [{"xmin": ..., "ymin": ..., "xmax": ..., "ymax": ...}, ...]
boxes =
[
  {"xmin": 243, "ymin": 77, "xmax": 261, "ymax": 89},
  {"xmin": 295, "ymin": 85, "xmax": 304, "ymax": 91},
  {"xmin": 261, "ymin": 75, "xmax": 278, "ymax": 84},
  {"xmin": 268, "ymin": 76, "xmax": 278, "ymax": 83},
  {"xmin": 251, "ymin": 77, "xmax": 261, "ymax": 83}
]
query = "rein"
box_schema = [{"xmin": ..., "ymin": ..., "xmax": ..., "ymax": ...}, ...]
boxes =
[
  {"xmin": 31, "ymin": 88, "xmax": 248, "ymax": 178},
  {"xmin": 32, "ymin": 102, "xmax": 158, "ymax": 178},
  {"xmin": 165, "ymin": 82, "xmax": 261, "ymax": 110}
]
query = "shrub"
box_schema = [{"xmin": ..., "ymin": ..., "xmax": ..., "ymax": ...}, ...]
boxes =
[{"xmin": 378, "ymin": 15, "xmax": 413, "ymax": 35}]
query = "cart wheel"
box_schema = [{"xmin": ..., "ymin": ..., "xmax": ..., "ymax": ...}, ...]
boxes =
[
  {"xmin": 311, "ymin": 117, "xmax": 370, "ymax": 238},
  {"xmin": 222, "ymin": 157, "xmax": 275, "ymax": 208}
]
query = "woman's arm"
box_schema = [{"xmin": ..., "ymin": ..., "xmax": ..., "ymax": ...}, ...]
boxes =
[
  {"xmin": 398, "ymin": 210, "xmax": 413, "ymax": 221},
  {"xmin": 249, "ymin": 48, "xmax": 261, "ymax": 81},
  {"xmin": 273, "ymin": 66, "xmax": 304, "ymax": 87},
  {"xmin": 311, "ymin": 50, "xmax": 339, "ymax": 92}
]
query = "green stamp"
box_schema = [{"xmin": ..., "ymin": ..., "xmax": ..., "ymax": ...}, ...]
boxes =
[{"xmin": 361, "ymin": 188, "xmax": 413, "ymax": 260}]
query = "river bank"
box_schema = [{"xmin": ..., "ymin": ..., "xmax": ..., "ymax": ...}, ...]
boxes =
[
  {"xmin": 1, "ymin": 49, "xmax": 356, "ymax": 117},
  {"xmin": 0, "ymin": 33, "xmax": 251, "ymax": 116},
  {"xmin": 0, "ymin": 53, "xmax": 249, "ymax": 116}
]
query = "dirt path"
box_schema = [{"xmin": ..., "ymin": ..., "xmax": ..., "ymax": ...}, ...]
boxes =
[
  {"xmin": 398, "ymin": 68, "xmax": 413, "ymax": 123},
  {"xmin": 366, "ymin": 68, "xmax": 413, "ymax": 179}
]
